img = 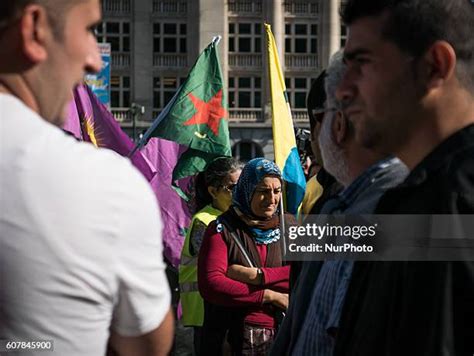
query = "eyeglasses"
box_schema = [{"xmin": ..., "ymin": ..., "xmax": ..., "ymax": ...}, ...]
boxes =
[
  {"xmin": 311, "ymin": 107, "xmax": 339, "ymax": 123},
  {"xmin": 222, "ymin": 183, "xmax": 237, "ymax": 192}
]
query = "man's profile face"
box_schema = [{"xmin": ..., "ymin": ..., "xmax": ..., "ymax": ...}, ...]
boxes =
[
  {"xmin": 336, "ymin": 12, "xmax": 422, "ymax": 155},
  {"xmin": 39, "ymin": 0, "xmax": 102, "ymax": 125}
]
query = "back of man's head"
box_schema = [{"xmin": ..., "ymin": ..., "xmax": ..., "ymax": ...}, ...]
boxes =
[
  {"xmin": 325, "ymin": 51, "xmax": 346, "ymax": 109},
  {"xmin": 325, "ymin": 50, "xmax": 354, "ymax": 139},
  {"xmin": 318, "ymin": 51, "xmax": 354, "ymax": 187},
  {"xmin": 307, "ymin": 70, "xmax": 327, "ymax": 134},
  {"xmin": 341, "ymin": 0, "xmax": 474, "ymax": 92}
]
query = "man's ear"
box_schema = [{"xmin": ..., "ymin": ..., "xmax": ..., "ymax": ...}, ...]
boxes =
[
  {"xmin": 208, "ymin": 186, "xmax": 218, "ymax": 200},
  {"xmin": 332, "ymin": 111, "xmax": 348, "ymax": 145},
  {"xmin": 20, "ymin": 4, "xmax": 50, "ymax": 63},
  {"xmin": 421, "ymin": 40, "xmax": 456, "ymax": 90}
]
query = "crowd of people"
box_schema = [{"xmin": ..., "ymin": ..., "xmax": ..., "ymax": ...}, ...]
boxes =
[{"xmin": 1, "ymin": 0, "xmax": 473, "ymax": 355}]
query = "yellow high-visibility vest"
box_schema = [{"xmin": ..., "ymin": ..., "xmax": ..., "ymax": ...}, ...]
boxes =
[{"xmin": 179, "ymin": 204, "xmax": 221, "ymax": 326}]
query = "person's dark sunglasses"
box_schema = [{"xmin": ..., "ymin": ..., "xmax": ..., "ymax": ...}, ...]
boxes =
[{"xmin": 222, "ymin": 183, "xmax": 237, "ymax": 192}]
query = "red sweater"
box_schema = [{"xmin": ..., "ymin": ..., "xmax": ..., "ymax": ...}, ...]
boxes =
[{"xmin": 198, "ymin": 227, "xmax": 290, "ymax": 328}]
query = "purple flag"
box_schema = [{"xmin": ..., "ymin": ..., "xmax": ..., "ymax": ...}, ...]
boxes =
[
  {"xmin": 141, "ymin": 138, "xmax": 192, "ymax": 268},
  {"xmin": 63, "ymin": 84, "xmax": 191, "ymax": 268},
  {"xmin": 63, "ymin": 100, "xmax": 83, "ymax": 140},
  {"xmin": 64, "ymin": 84, "xmax": 155, "ymax": 182}
]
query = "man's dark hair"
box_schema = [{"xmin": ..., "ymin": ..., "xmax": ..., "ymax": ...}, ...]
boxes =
[
  {"xmin": 0, "ymin": 0, "xmax": 82, "ymax": 39},
  {"xmin": 341, "ymin": 0, "xmax": 474, "ymax": 91},
  {"xmin": 0, "ymin": 1, "xmax": 31, "ymax": 31},
  {"xmin": 307, "ymin": 70, "xmax": 327, "ymax": 133}
]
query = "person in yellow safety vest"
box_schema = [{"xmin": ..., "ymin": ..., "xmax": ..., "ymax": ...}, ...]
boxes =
[{"xmin": 179, "ymin": 157, "xmax": 243, "ymax": 355}]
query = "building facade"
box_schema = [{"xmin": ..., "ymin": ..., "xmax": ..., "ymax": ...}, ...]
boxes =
[{"xmin": 99, "ymin": 0, "xmax": 344, "ymax": 161}]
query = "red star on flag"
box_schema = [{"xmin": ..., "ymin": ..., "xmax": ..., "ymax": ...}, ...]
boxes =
[{"xmin": 184, "ymin": 89, "xmax": 228, "ymax": 137}]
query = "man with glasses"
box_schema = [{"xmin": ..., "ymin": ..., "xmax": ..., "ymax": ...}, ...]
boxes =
[
  {"xmin": 302, "ymin": 71, "xmax": 344, "ymax": 217},
  {"xmin": 291, "ymin": 70, "xmax": 344, "ymax": 291},
  {"xmin": 271, "ymin": 50, "xmax": 407, "ymax": 356}
]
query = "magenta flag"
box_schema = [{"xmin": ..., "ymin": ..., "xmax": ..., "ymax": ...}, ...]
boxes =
[
  {"xmin": 141, "ymin": 138, "xmax": 192, "ymax": 268},
  {"xmin": 64, "ymin": 84, "xmax": 155, "ymax": 182},
  {"xmin": 63, "ymin": 84, "xmax": 190, "ymax": 268},
  {"xmin": 63, "ymin": 100, "xmax": 83, "ymax": 140}
]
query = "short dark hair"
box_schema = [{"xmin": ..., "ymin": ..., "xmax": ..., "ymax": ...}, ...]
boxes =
[
  {"xmin": 341, "ymin": 0, "xmax": 474, "ymax": 91},
  {"xmin": 194, "ymin": 157, "xmax": 243, "ymax": 212},
  {"xmin": 0, "ymin": 0, "xmax": 82, "ymax": 39},
  {"xmin": 0, "ymin": 1, "xmax": 31, "ymax": 31},
  {"xmin": 307, "ymin": 70, "xmax": 327, "ymax": 133}
]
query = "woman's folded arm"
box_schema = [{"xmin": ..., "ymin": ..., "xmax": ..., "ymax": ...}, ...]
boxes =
[{"xmin": 198, "ymin": 228, "xmax": 264, "ymax": 307}]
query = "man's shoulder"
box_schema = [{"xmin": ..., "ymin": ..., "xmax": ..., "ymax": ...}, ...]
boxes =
[
  {"xmin": 346, "ymin": 159, "xmax": 409, "ymax": 213},
  {"xmin": 431, "ymin": 147, "xmax": 474, "ymax": 212},
  {"xmin": 377, "ymin": 149, "xmax": 474, "ymax": 213},
  {"xmin": 421, "ymin": 139, "xmax": 474, "ymax": 194},
  {"xmin": 372, "ymin": 159, "xmax": 409, "ymax": 189},
  {"xmin": 446, "ymin": 145, "xmax": 474, "ymax": 185},
  {"xmin": 8, "ymin": 116, "xmax": 153, "ymax": 215},
  {"xmin": 2, "ymin": 94, "xmax": 158, "ymax": 230},
  {"xmin": 40, "ymin": 130, "xmax": 146, "ymax": 194},
  {"xmin": 2, "ymin": 93, "xmax": 140, "ymax": 183},
  {"xmin": 422, "ymin": 125, "xmax": 474, "ymax": 193}
]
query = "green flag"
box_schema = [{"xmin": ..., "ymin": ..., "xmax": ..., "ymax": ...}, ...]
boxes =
[{"xmin": 146, "ymin": 37, "xmax": 231, "ymax": 190}]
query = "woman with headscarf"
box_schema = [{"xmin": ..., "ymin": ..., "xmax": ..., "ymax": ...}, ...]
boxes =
[{"xmin": 198, "ymin": 158, "xmax": 290, "ymax": 356}]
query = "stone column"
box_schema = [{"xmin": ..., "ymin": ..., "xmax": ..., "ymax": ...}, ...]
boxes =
[
  {"xmin": 262, "ymin": 0, "xmax": 284, "ymax": 122},
  {"xmin": 198, "ymin": 0, "xmax": 227, "ymax": 87},
  {"xmin": 132, "ymin": 0, "xmax": 153, "ymax": 122},
  {"xmin": 187, "ymin": 0, "xmax": 200, "ymax": 62},
  {"xmin": 271, "ymin": 0, "xmax": 284, "ymax": 63},
  {"xmin": 320, "ymin": 0, "xmax": 340, "ymax": 69}
]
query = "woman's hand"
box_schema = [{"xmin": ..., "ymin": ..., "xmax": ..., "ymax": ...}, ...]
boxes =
[
  {"xmin": 227, "ymin": 264, "xmax": 262, "ymax": 285},
  {"xmin": 262, "ymin": 289, "xmax": 289, "ymax": 310}
]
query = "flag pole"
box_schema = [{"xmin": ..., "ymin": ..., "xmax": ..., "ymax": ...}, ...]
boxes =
[
  {"xmin": 279, "ymin": 194, "xmax": 287, "ymax": 258},
  {"xmin": 127, "ymin": 84, "xmax": 182, "ymax": 158},
  {"xmin": 211, "ymin": 35, "xmax": 222, "ymax": 46}
]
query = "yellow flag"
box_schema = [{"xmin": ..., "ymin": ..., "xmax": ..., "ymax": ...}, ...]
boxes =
[{"xmin": 265, "ymin": 23, "xmax": 306, "ymax": 214}]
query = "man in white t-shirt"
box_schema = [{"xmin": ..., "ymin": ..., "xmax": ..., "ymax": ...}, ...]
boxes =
[{"xmin": 0, "ymin": 1, "xmax": 173, "ymax": 355}]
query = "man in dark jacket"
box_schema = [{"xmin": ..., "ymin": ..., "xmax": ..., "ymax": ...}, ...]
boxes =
[
  {"xmin": 272, "ymin": 51, "xmax": 407, "ymax": 356},
  {"xmin": 334, "ymin": 1, "xmax": 474, "ymax": 354}
]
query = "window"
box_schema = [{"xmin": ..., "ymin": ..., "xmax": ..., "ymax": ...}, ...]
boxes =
[
  {"xmin": 229, "ymin": 22, "xmax": 262, "ymax": 53},
  {"xmin": 285, "ymin": 77, "xmax": 311, "ymax": 109},
  {"xmin": 96, "ymin": 21, "xmax": 130, "ymax": 52},
  {"xmin": 232, "ymin": 141, "xmax": 264, "ymax": 162},
  {"xmin": 285, "ymin": 22, "xmax": 317, "ymax": 54},
  {"xmin": 228, "ymin": 76, "xmax": 261, "ymax": 108},
  {"xmin": 110, "ymin": 75, "xmax": 131, "ymax": 108},
  {"xmin": 153, "ymin": 22, "xmax": 187, "ymax": 53},
  {"xmin": 153, "ymin": 77, "xmax": 184, "ymax": 112}
]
